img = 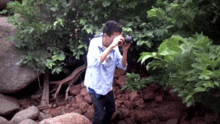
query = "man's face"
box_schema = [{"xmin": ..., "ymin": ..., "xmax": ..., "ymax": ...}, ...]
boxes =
[{"xmin": 104, "ymin": 32, "xmax": 121, "ymax": 47}]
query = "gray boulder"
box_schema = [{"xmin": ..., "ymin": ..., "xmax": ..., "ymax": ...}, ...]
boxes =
[
  {"xmin": 0, "ymin": 17, "xmax": 39, "ymax": 93},
  {"xmin": 18, "ymin": 119, "xmax": 38, "ymax": 124},
  {"xmin": 0, "ymin": 0, "xmax": 11, "ymax": 10},
  {"xmin": 10, "ymin": 106, "xmax": 40, "ymax": 124},
  {"xmin": 0, "ymin": 0, "xmax": 22, "ymax": 10},
  {"xmin": 40, "ymin": 112, "xmax": 92, "ymax": 124},
  {"xmin": 0, "ymin": 94, "xmax": 20, "ymax": 116},
  {"xmin": 0, "ymin": 116, "xmax": 9, "ymax": 124},
  {"xmin": 38, "ymin": 112, "xmax": 52, "ymax": 122}
]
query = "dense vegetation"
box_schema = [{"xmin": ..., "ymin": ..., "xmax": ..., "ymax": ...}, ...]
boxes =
[{"xmin": 3, "ymin": 0, "xmax": 220, "ymax": 114}]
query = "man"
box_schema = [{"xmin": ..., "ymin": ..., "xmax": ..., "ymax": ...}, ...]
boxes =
[{"xmin": 84, "ymin": 20, "xmax": 130, "ymax": 124}]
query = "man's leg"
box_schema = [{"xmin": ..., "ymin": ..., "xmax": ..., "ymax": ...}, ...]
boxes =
[
  {"xmin": 89, "ymin": 93, "xmax": 105, "ymax": 124},
  {"xmin": 103, "ymin": 90, "xmax": 116, "ymax": 124}
]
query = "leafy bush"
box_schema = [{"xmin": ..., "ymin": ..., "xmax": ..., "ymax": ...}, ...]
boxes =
[
  {"xmin": 6, "ymin": 0, "xmax": 86, "ymax": 74},
  {"xmin": 139, "ymin": 33, "xmax": 220, "ymax": 114},
  {"xmin": 122, "ymin": 72, "xmax": 148, "ymax": 91},
  {"xmin": 147, "ymin": 0, "xmax": 220, "ymax": 42},
  {"xmin": 77, "ymin": 0, "xmax": 171, "ymax": 62},
  {"xmin": 6, "ymin": 0, "xmax": 170, "ymax": 74}
]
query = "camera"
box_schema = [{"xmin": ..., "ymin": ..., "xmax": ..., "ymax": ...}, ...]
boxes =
[{"xmin": 124, "ymin": 35, "xmax": 133, "ymax": 44}]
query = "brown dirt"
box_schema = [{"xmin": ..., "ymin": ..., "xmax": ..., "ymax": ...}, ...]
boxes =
[{"xmin": 16, "ymin": 69, "xmax": 220, "ymax": 124}]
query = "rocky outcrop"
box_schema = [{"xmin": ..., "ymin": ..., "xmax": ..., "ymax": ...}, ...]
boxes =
[
  {"xmin": 40, "ymin": 112, "xmax": 92, "ymax": 124},
  {"xmin": 0, "ymin": 94, "xmax": 20, "ymax": 116},
  {"xmin": 0, "ymin": 17, "xmax": 39, "ymax": 93}
]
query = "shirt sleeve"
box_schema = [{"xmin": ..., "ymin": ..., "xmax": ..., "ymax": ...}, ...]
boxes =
[
  {"xmin": 115, "ymin": 47, "xmax": 127, "ymax": 70},
  {"xmin": 86, "ymin": 39, "xmax": 102, "ymax": 67}
]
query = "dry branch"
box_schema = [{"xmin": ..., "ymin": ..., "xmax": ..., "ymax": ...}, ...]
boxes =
[
  {"xmin": 51, "ymin": 64, "xmax": 87, "ymax": 99},
  {"xmin": 65, "ymin": 69, "xmax": 84, "ymax": 100}
]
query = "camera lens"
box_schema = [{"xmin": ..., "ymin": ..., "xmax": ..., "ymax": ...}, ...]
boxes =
[{"xmin": 125, "ymin": 36, "xmax": 133, "ymax": 43}]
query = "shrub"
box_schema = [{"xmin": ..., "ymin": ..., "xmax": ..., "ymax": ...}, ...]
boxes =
[
  {"xmin": 139, "ymin": 33, "xmax": 220, "ymax": 114},
  {"xmin": 6, "ymin": 0, "xmax": 86, "ymax": 74}
]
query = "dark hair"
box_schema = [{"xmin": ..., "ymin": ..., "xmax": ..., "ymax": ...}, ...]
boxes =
[{"xmin": 103, "ymin": 20, "xmax": 122, "ymax": 37}]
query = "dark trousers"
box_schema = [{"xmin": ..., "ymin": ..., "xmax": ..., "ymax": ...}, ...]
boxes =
[{"xmin": 89, "ymin": 90, "xmax": 116, "ymax": 124}]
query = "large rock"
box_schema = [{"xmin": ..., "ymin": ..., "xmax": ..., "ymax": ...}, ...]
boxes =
[
  {"xmin": 18, "ymin": 119, "xmax": 37, "ymax": 124},
  {"xmin": 0, "ymin": 116, "xmax": 9, "ymax": 124},
  {"xmin": 0, "ymin": 17, "xmax": 39, "ymax": 93},
  {"xmin": 10, "ymin": 106, "xmax": 40, "ymax": 124},
  {"xmin": 0, "ymin": 94, "xmax": 20, "ymax": 116},
  {"xmin": 134, "ymin": 110, "xmax": 155, "ymax": 123},
  {"xmin": 38, "ymin": 112, "xmax": 52, "ymax": 122},
  {"xmin": 0, "ymin": 0, "xmax": 11, "ymax": 10},
  {"xmin": 40, "ymin": 112, "xmax": 92, "ymax": 124},
  {"xmin": 0, "ymin": 0, "xmax": 22, "ymax": 10}
]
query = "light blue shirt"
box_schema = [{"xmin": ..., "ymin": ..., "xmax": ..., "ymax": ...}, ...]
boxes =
[{"xmin": 84, "ymin": 36, "xmax": 127, "ymax": 95}]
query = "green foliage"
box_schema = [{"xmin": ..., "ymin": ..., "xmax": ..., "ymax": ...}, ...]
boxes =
[
  {"xmin": 122, "ymin": 73, "xmax": 148, "ymax": 91},
  {"xmin": 7, "ymin": 0, "xmax": 86, "ymax": 74},
  {"xmin": 5, "ymin": 0, "xmax": 220, "ymax": 113},
  {"xmin": 139, "ymin": 33, "xmax": 220, "ymax": 113},
  {"xmin": 77, "ymin": 0, "xmax": 169, "ymax": 61},
  {"xmin": 148, "ymin": 0, "xmax": 220, "ymax": 41},
  {"xmin": 133, "ymin": 0, "xmax": 220, "ymax": 113}
]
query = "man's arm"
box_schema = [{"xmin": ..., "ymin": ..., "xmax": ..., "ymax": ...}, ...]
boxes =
[
  {"xmin": 121, "ymin": 43, "xmax": 130, "ymax": 68},
  {"xmin": 100, "ymin": 35, "xmax": 124, "ymax": 62},
  {"xmin": 100, "ymin": 45, "xmax": 114, "ymax": 62},
  {"xmin": 122, "ymin": 49, "xmax": 128, "ymax": 68}
]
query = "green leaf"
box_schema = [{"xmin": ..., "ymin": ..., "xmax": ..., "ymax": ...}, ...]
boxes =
[
  {"xmin": 186, "ymin": 101, "xmax": 192, "ymax": 107},
  {"xmin": 199, "ymin": 73, "xmax": 210, "ymax": 80},
  {"xmin": 172, "ymin": 88, "xmax": 180, "ymax": 92},
  {"xmin": 138, "ymin": 52, "xmax": 156, "ymax": 64},
  {"xmin": 191, "ymin": 63, "xmax": 203, "ymax": 70},
  {"xmin": 147, "ymin": 7, "xmax": 165, "ymax": 18},
  {"xmin": 52, "ymin": 52, "xmax": 65, "ymax": 61},
  {"xmin": 29, "ymin": 28, "xmax": 34, "ymax": 34},
  {"xmin": 203, "ymin": 81, "xmax": 214, "ymax": 88},
  {"xmin": 94, "ymin": 15, "xmax": 98, "ymax": 21},
  {"xmin": 78, "ymin": 45, "xmax": 85, "ymax": 49},
  {"xmin": 102, "ymin": 1, "xmax": 111, "ymax": 7},
  {"xmin": 52, "ymin": 66, "xmax": 62, "ymax": 74},
  {"xmin": 46, "ymin": 59, "xmax": 56, "ymax": 69},
  {"xmin": 145, "ymin": 41, "xmax": 152, "ymax": 48},
  {"xmin": 123, "ymin": 27, "xmax": 132, "ymax": 32},
  {"xmin": 158, "ymin": 50, "xmax": 169, "ymax": 56},
  {"xmin": 86, "ymin": 28, "xmax": 92, "ymax": 34},
  {"xmin": 177, "ymin": 93, "xmax": 184, "ymax": 97},
  {"xmin": 194, "ymin": 87, "xmax": 206, "ymax": 92},
  {"xmin": 145, "ymin": 31, "xmax": 154, "ymax": 38},
  {"xmin": 0, "ymin": 10, "xmax": 8, "ymax": 15},
  {"xmin": 199, "ymin": 70, "xmax": 212, "ymax": 80},
  {"xmin": 214, "ymin": 81, "xmax": 220, "ymax": 87},
  {"xmin": 184, "ymin": 94, "xmax": 192, "ymax": 103},
  {"xmin": 80, "ymin": 19, "xmax": 86, "ymax": 25}
]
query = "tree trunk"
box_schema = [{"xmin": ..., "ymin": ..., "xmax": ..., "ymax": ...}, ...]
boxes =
[{"xmin": 40, "ymin": 68, "xmax": 50, "ymax": 106}]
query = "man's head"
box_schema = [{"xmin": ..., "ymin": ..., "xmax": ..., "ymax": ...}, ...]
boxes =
[{"xmin": 103, "ymin": 20, "xmax": 122, "ymax": 47}]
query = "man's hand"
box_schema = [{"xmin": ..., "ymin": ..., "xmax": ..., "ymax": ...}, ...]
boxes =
[
  {"xmin": 121, "ymin": 42, "xmax": 131, "ymax": 52},
  {"xmin": 110, "ymin": 35, "xmax": 125, "ymax": 48}
]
